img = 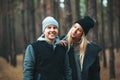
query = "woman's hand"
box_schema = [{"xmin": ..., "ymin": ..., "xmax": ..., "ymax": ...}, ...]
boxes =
[{"xmin": 59, "ymin": 40, "xmax": 68, "ymax": 46}]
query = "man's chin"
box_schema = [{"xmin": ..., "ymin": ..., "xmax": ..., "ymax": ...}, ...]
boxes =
[{"xmin": 49, "ymin": 37, "xmax": 56, "ymax": 40}]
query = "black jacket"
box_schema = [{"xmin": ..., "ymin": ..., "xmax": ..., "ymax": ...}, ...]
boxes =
[
  {"xmin": 23, "ymin": 41, "xmax": 72, "ymax": 80},
  {"xmin": 68, "ymin": 43, "xmax": 102, "ymax": 80}
]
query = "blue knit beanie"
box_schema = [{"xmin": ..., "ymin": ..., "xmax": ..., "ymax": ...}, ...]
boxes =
[
  {"xmin": 75, "ymin": 16, "xmax": 95, "ymax": 35},
  {"xmin": 42, "ymin": 16, "xmax": 59, "ymax": 32}
]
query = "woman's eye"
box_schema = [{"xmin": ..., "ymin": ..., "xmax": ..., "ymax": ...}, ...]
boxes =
[
  {"xmin": 78, "ymin": 29, "xmax": 83, "ymax": 32},
  {"xmin": 74, "ymin": 26, "xmax": 77, "ymax": 28}
]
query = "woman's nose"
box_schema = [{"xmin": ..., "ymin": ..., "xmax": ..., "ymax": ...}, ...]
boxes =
[{"xmin": 73, "ymin": 28, "xmax": 77, "ymax": 33}]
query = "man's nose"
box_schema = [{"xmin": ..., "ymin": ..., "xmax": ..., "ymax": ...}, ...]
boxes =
[{"xmin": 50, "ymin": 28, "xmax": 55, "ymax": 31}]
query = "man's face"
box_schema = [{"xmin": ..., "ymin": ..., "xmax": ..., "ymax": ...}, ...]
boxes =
[{"xmin": 44, "ymin": 25, "xmax": 58, "ymax": 41}]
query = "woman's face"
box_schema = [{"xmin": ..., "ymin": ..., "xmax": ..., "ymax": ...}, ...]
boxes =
[
  {"xmin": 70, "ymin": 23, "xmax": 83, "ymax": 39},
  {"xmin": 44, "ymin": 25, "xmax": 58, "ymax": 42}
]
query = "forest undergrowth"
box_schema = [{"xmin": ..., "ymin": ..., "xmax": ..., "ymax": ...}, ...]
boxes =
[{"xmin": 0, "ymin": 49, "xmax": 120, "ymax": 80}]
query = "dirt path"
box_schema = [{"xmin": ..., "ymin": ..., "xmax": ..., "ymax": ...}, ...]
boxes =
[
  {"xmin": 100, "ymin": 49, "xmax": 120, "ymax": 80},
  {"xmin": 0, "ymin": 55, "xmax": 23, "ymax": 80}
]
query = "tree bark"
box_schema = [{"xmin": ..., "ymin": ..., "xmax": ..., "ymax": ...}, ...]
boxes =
[{"xmin": 108, "ymin": 0, "xmax": 116, "ymax": 79}]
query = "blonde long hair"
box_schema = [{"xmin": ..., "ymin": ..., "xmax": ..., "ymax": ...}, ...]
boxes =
[{"xmin": 65, "ymin": 26, "xmax": 88, "ymax": 54}]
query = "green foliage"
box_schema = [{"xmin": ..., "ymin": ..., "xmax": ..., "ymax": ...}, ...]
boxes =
[
  {"xmin": 80, "ymin": 0, "xmax": 86, "ymax": 17},
  {"xmin": 34, "ymin": 0, "xmax": 38, "ymax": 9}
]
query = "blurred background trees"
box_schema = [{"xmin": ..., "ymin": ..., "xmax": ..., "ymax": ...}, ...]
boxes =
[{"xmin": 0, "ymin": 0, "xmax": 120, "ymax": 79}]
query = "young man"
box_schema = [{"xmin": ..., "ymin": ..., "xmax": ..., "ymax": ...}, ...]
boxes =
[{"xmin": 23, "ymin": 16, "xmax": 72, "ymax": 80}]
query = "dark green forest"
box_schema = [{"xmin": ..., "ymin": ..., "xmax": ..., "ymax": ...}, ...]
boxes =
[{"xmin": 0, "ymin": 0, "xmax": 120, "ymax": 80}]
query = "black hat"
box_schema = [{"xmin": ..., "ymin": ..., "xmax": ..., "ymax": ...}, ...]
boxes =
[{"xmin": 75, "ymin": 16, "xmax": 95, "ymax": 35}]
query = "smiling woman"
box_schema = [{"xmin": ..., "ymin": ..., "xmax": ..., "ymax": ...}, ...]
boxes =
[{"xmin": 61, "ymin": 16, "xmax": 102, "ymax": 80}]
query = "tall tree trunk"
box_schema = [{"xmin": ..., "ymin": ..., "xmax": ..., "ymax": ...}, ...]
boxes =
[
  {"xmin": 64, "ymin": 0, "xmax": 72, "ymax": 34},
  {"xmin": 53, "ymin": 0, "xmax": 60, "ymax": 19},
  {"xmin": 30, "ymin": 0, "xmax": 36, "ymax": 41},
  {"xmin": 40, "ymin": 0, "xmax": 46, "ymax": 17},
  {"xmin": 37, "ymin": 0, "xmax": 41, "ymax": 36},
  {"xmin": 86, "ymin": 0, "xmax": 98, "ymax": 43},
  {"xmin": 24, "ymin": 0, "xmax": 36, "ymax": 43},
  {"xmin": 37, "ymin": 0, "xmax": 43, "ymax": 36},
  {"xmin": 101, "ymin": 0, "xmax": 107, "ymax": 68},
  {"xmin": 118, "ymin": 0, "xmax": 120, "ymax": 52},
  {"xmin": 108, "ymin": 0, "xmax": 116, "ymax": 79},
  {"xmin": 1, "ymin": 0, "xmax": 9, "ymax": 62},
  {"xmin": 52, "ymin": 0, "xmax": 60, "ymax": 35},
  {"xmin": 0, "ymin": 0, "xmax": 2, "ymax": 51},
  {"xmin": 70, "ymin": 0, "xmax": 80, "ymax": 21},
  {"xmin": 46, "ymin": 0, "xmax": 53, "ymax": 16},
  {"xmin": 0, "ymin": 0, "xmax": 3, "ymax": 54},
  {"xmin": 10, "ymin": 0, "xmax": 17, "ymax": 67},
  {"xmin": 8, "ymin": 0, "xmax": 13, "ymax": 66},
  {"xmin": 115, "ymin": 0, "xmax": 120, "ymax": 52},
  {"xmin": 7, "ymin": 0, "xmax": 12, "ymax": 63},
  {"xmin": 75, "ymin": 0, "xmax": 80, "ymax": 19},
  {"xmin": 21, "ymin": 0, "xmax": 27, "ymax": 51}
]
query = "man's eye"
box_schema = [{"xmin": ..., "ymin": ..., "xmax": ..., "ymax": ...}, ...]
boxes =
[{"xmin": 53, "ymin": 27, "xmax": 57, "ymax": 29}]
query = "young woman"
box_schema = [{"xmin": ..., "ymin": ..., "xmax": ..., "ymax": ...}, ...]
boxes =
[
  {"xmin": 61, "ymin": 16, "xmax": 102, "ymax": 80},
  {"xmin": 23, "ymin": 16, "xmax": 72, "ymax": 80}
]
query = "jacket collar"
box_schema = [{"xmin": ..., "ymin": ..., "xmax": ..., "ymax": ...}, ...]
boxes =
[{"xmin": 37, "ymin": 34, "xmax": 60, "ymax": 49}]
